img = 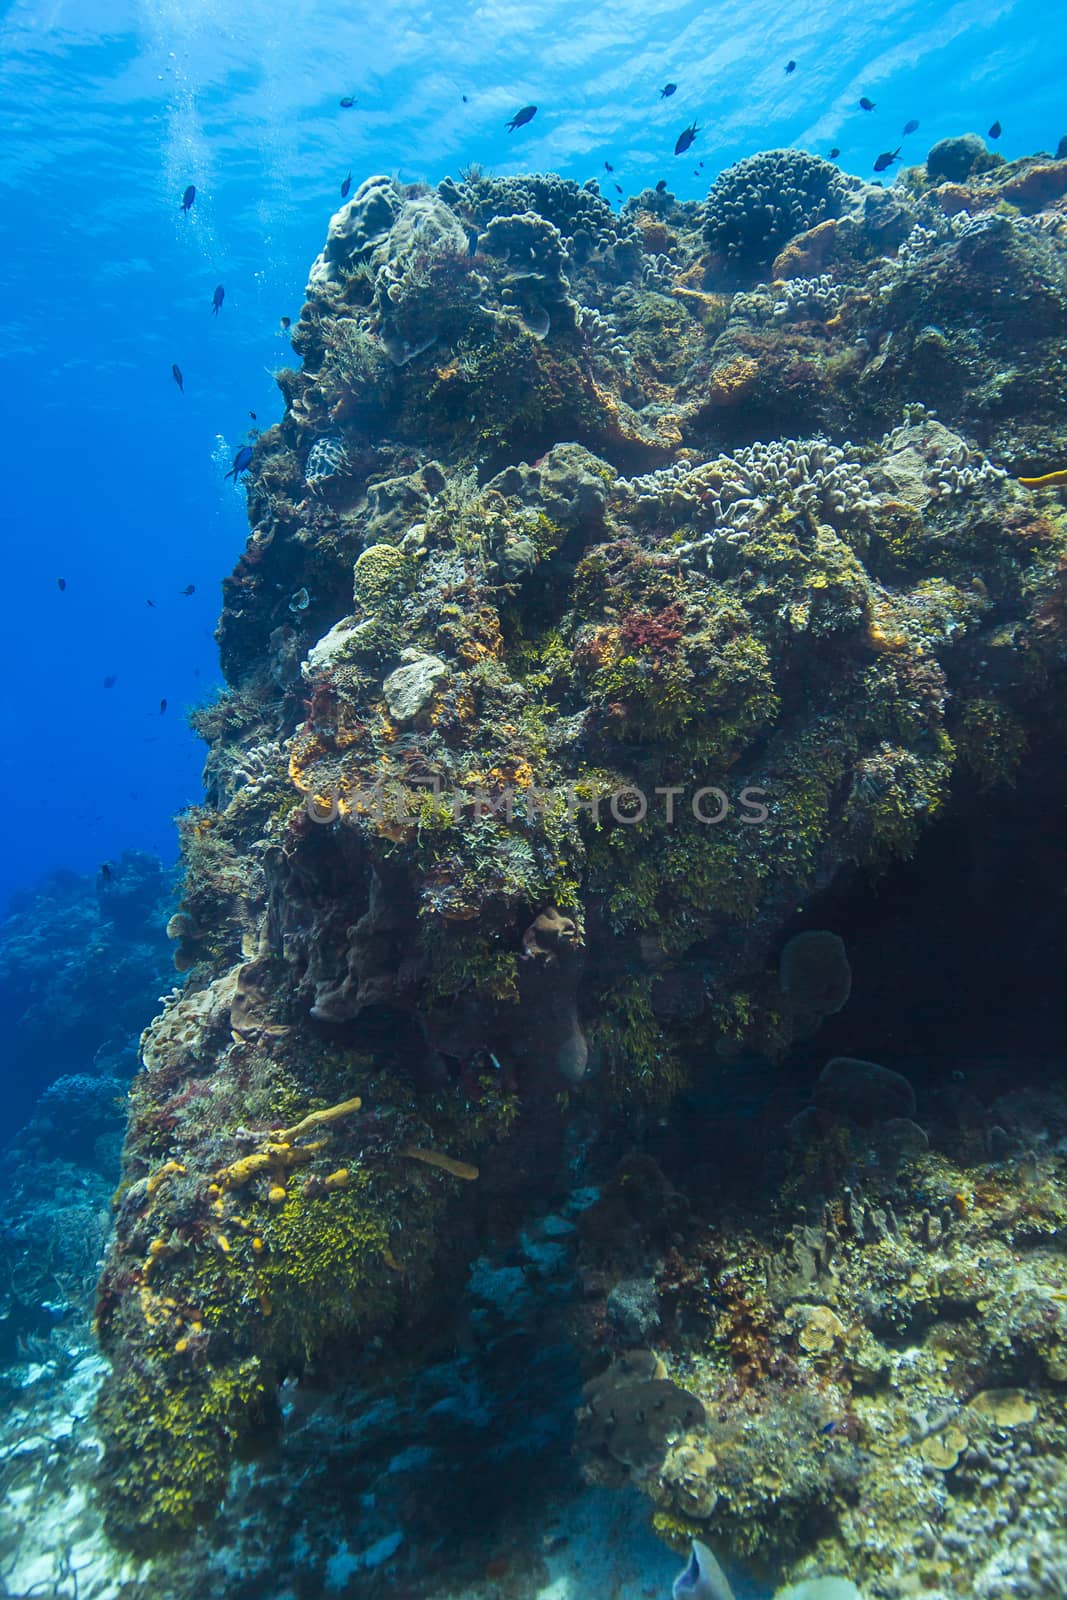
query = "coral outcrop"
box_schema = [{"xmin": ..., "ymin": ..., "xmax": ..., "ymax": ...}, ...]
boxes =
[
  {"xmin": 94, "ymin": 147, "xmax": 1067, "ymax": 1564},
  {"xmin": 575, "ymin": 1078, "xmax": 1067, "ymax": 1599},
  {"xmin": 702, "ymin": 149, "xmax": 850, "ymax": 281}
]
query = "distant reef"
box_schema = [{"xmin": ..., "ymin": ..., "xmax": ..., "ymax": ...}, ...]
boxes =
[
  {"xmin": 93, "ymin": 139, "xmax": 1067, "ymax": 1594},
  {"xmin": 0, "ymin": 851, "xmax": 174, "ymax": 1136}
]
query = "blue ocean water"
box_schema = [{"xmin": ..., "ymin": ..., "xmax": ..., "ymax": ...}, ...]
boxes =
[
  {"xmin": 2, "ymin": 7, "xmax": 1067, "ymax": 1595},
  {"xmin": 0, "ymin": 0, "xmax": 1064, "ymax": 909}
]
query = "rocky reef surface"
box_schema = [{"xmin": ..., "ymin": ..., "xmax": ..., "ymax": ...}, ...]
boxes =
[
  {"xmin": 576, "ymin": 1073, "xmax": 1067, "ymax": 1599},
  {"xmin": 88, "ymin": 141, "xmax": 1067, "ymax": 1594}
]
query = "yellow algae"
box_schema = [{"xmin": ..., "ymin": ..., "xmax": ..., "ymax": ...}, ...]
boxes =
[
  {"xmin": 146, "ymin": 1160, "xmax": 186, "ymax": 1198},
  {"xmin": 272, "ymin": 1096, "xmax": 363, "ymax": 1143},
  {"xmin": 920, "ymin": 1426, "xmax": 967, "ymax": 1470},
  {"xmin": 401, "ymin": 1146, "xmax": 479, "ymax": 1181},
  {"xmin": 966, "ymin": 1389, "xmax": 1037, "ymax": 1426},
  {"xmin": 1018, "ymin": 469, "xmax": 1067, "ymax": 488},
  {"xmin": 214, "ymin": 1143, "xmax": 318, "ymax": 1192}
]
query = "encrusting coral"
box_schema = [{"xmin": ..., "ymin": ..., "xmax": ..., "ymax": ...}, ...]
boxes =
[{"xmin": 93, "ymin": 143, "xmax": 1067, "ymax": 1558}]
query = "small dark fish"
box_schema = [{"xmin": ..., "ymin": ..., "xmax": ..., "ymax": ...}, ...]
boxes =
[
  {"xmin": 785, "ymin": 59, "xmax": 796, "ymax": 73},
  {"xmin": 605, "ymin": 160, "xmax": 614, "ymax": 171},
  {"xmin": 249, "ymin": 410, "xmax": 257, "ymax": 421},
  {"xmin": 698, "ymin": 160, "xmax": 704, "ymax": 168},
  {"xmin": 903, "ymin": 118, "xmax": 919, "ymax": 135},
  {"xmin": 280, "ymin": 316, "xmax": 291, "ymax": 330},
  {"xmin": 172, "ymin": 362, "xmax": 184, "ymax": 393},
  {"xmin": 829, "ymin": 147, "xmax": 841, "ymax": 159},
  {"xmin": 655, "ymin": 179, "xmax": 667, "ymax": 192},
  {"xmin": 146, "ymin": 599, "xmax": 155, "ymax": 607},
  {"xmin": 99, "ymin": 862, "xmax": 113, "ymax": 883},
  {"xmin": 160, "ymin": 698, "xmax": 168, "ymax": 715},
  {"xmin": 180, "ymin": 184, "xmax": 195, "ymax": 214},
  {"xmin": 103, "ymin": 675, "xmax": 117, "ymax": 688},
  {"xmin": 674, "ymin": 121, "xmax": 699, "ymax": 155},
  {"xmin": 989, "ymin": 119, "xmax": 1002, "ymax": 140},
  {"xmin": 341, "ymin": 171, "xmax": 351, "ymax": 198},
  {"xmin": 212, "ymin": 283, "xmax": 225, "ymax": 315},
  {"xmin": 873, "ymin": 147, "xmax": 901, "ymax": 172},
  {"xmin": 859, "ymin": 96, "xmax": 876, "ymax": 111},
  {"xmin": 224, "ymin": 444, "xmax": 254, "ymax": 483},
  {"xmin": 180, "ymin": 584, "xmax": 196, "ymax": 596},
  {"xmin": 462, "ymin": 94, "xmax": 468, "ymax": 103},
  {"xmin": 661, "ymin": 82, "xmax": 677, "ymax": 98},
  {"xmin": 339, "ymin": 95, "xmax": 355, "ymax": 108},
  {"xmin": 57, "ymin": 577, "xmax": 66, "ymax": 591},
  {"xmin": 506, "ymin": 104, "xmax": 537, "ymax": 131},
  {"xmin": 614, "ymin": 182, "xmax": 623, "ymax": 194}
]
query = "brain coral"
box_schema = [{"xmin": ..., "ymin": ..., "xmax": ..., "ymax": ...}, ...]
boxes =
[{"xmin": 703, "ymin": 148, "xmax": 849, "ymax": 277}]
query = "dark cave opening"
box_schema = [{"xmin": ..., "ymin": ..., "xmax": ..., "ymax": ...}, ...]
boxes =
[
  {"xmin": 777, "ymin": 737, "xmax": 1067, "ymax": 1095},
  {"xmin": 653, "ymin": 732, "xmax": 1067, "ymax": 1199}
]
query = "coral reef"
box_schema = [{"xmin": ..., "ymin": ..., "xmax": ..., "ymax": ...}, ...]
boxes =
[
  {"xmin": 0, "ymin": 854, "xmax": 173, "ymax": 1135},
  {"xmin": 92, "ymin": 143, "xmax": 1067, "ymax": 1569},
  {"xmin": 575, "ymin": 1076, "xmax": 1067, "ymax": 1600},
  {"xmin": 702, "ymin": 150, "xmax": 850, "ymax": 281},
  {"xmin": 3, "ymin": 1059, "xmax": 648, "ymax": 1600}
]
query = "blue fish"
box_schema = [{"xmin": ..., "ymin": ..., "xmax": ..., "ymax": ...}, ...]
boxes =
[
  {"xmin": 180, "ymin": 184, "xmax": 196, "ymax": 214},
  {"xmin": 212, "ymin": 283, "xmax": 225, "ymax": 315},
  {"xmin": 225, "ymin": 444, "xmax": 254, "ymax": 483},
  {"xmin": 661, "ymin": 82, "xmax": 677, "ymax": 98},
  {"xmin": 341, "ymin": 171, "xmax": 351, "ymax": 198},
  {"xmin": 673, "ymin": 1540, "xmax": 734, "ymax": 1600},
  {"xmin": 674, "ymin": 121, "xmax": 699, "ymax": 156},
  {"xmin": 903, "ymin": 119, "xmax": 919, "ymax": 135},
  {"xmin": 506, "ymin": 104, "xmax": 537, "ymax": 131}
]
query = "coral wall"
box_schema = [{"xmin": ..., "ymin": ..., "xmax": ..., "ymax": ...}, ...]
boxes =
[{"xmin": 93, "ymin": 152, "xmax": 1067, "ymax": 1551}]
